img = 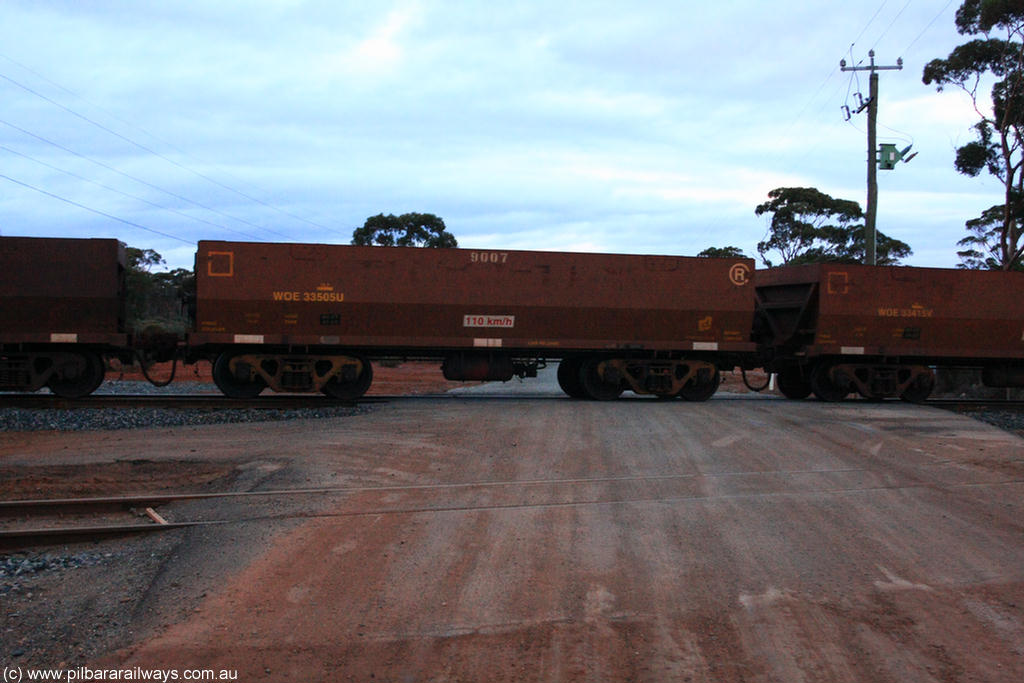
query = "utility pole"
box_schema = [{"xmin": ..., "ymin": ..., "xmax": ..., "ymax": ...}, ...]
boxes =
[{"xmin": 840, "ymin": 50, "xmax": 902, "ymax": 265}]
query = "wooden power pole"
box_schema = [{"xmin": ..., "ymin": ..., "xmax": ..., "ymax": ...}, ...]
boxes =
[{"xmin": 840, "ymin": 50, "xmax": 902, "ymax": 266}]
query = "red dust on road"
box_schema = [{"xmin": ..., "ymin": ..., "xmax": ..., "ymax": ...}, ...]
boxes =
[{"xmin": 74, "ymin": 393, "xmax": 1024, "ymax": 682}]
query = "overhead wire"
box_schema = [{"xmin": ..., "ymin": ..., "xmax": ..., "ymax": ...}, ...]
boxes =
[
  {"xmin": 852, "ymin": 1, "xmax": 890, "ymax": 47},
  {"xmin": 901, "ymin": 0, "xmax": 956, "ymax": 55},
  {"xmin": 0, "ymin": 117, "xmax": 289, "ymax": 241},
  {"xmin": 0, "ymin": 143, "xmax": 265, "ymax": 241},
  {"xmin": 786, "ymin": 1, "xmax": 892, "ymax": 144},
  {"xmin": 0, "ymin": 172, "xmax": 194, "ymax": 245},
  {"xmin": 0, "ymin": 52, "xmax": 350, "ymax": 240},
  {"xmin": 871, "ymin": 0, "xmax": 914, "ymax": 51},
  {"xmin": 0, "ymin": 71, "xmax": 290, "ymax": 241},
  {"xmin": 0, "ymin": 61, "xmax": 351, "ymax": 242}
]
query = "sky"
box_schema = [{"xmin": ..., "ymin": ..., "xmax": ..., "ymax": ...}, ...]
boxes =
[{"xmin": 0, "ymin": 0, "xmax": 1001, "ymax": 271}]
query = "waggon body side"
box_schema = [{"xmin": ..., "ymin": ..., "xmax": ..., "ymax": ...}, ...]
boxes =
[
  {"xmin": 189, "ymin": 241, "xmax": 757, "ymax": 399},
  {"xmin": 755, "ymin": 263, "xmax": 1024, "ymax": 400},
  {"xmin": 0, "ymin": 237, "xmax": 126, "ymax": 396}
]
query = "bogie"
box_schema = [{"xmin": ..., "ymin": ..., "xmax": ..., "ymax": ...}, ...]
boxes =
[
  {"xmin": 775, "ymin": 367, "xmax": 812, "ymax": 400},
  {"xmin": 212, "ymin": 352, "xmax": 267, "ymax": 399},
  {"xmin": 578, "ymin": 358, "xmax": 624, "ymax": 401},
  {"xmin": 810, "ymin": 363, "xmax": 851, "ymax": 402},
  {"xmin": 48, "ymin": 351, "xmax": 105, "ymax": 399},
  {"xmin": 678, "ymin": 367, "xmax": 721, "ymax": 402},
  {"xmin": 557, "ymin": 358, "xmax": 587, "ymax": 398}
]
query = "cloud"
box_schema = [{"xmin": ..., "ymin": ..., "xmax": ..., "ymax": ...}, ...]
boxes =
[
  {"xmin": 319, "ymin": 3, "xmax": 420, "ymax": 80},
  {"xmin": 0, "ymin": 1, "xmax": 994, "ymax": 269}
]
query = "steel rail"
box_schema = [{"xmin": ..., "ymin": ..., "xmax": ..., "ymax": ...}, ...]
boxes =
[
  {"xmin": 924, "ymin": 398, "xmax": 1024, "ymax": 410},
  {"xmin": 0, "ymin": 394, "xmax": 386, "ymax": 409},
  {"xmin": 5, "ymin": 464, "xmax": 1022, "ymax": 550},
  {"xmin": 0, "ymin": 521, "xmax": 198, "ymax": 550},
  {"xmin": 0, "ymin": 465, "xmax": 885, "ymax": 516}
]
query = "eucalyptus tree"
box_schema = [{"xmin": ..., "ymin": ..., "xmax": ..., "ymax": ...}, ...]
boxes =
[
  {"xmin": 754, "ymin": 187, "xmax": 910, "ymax": 267},
  {"xmin": 923, "ymin": 0, "xmax": 1024, "ymax": 270},
  {"xmin": 351, "ymin": 212, "xmax": 458, "ymax": 248}
]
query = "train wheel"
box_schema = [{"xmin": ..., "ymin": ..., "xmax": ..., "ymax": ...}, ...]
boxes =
[
  {"xmin": 557, "ymin": 358, "xmax": 587, "ymax": 398},
  {"xmin": 322, "ymin": 359, "xmax": 373, "ymax": 400},
  {"xmin": 775, "ymin": 367, "xmax": 812, "ymax": 400},
  {"xmin": 678, "ymin": 368, "xmax": 721, "ymax": 402},
  {"xmin": 810, "ymin": 363, "xmax": 850, "ymax": 402},
  {"xmin": 212, "ymin": 352, "xmax": 266, "ymax": 398},
  {"xmin": 900, "ymin": 368, "xmax": 935, "ymax": 403},
  {"xmin": 48, "ymin": 351, "xmax": 104, "ymax": 398},
  {"xmin": 579, "ymin": 358, "xmax": 623, "ymax": 401}
]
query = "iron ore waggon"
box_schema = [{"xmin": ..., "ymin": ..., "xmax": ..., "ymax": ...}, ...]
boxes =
[
  {"xmin": 188, "ymin": 241, "xmax": 758, "ymax": 400},
  {"xmin": 6, "ymin": 234, "xmax": 1024, "ymax": 403},
  {"xmin": 755, "ymin": 263, "xmax": 1024, "ymax": 401},
  {"xmin": 0, "ymin": 237, "xmax": 127, "ymax": 398}
]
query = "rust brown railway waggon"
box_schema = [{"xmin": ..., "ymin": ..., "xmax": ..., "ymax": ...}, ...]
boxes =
[
  {"xmin": 755, "ymin": 263, "xmax": 1024, "ymax": 401},
  {"xmin": 187, "ymin": 241, "xmax": 758, "ymax": 400},
  {"xmin": 0, "ymin": 237, "xmax": 127, "ymax": 398},
  {"xmin": 5, "ymin": 235, "xmax": 1024, "ymax": 403}
]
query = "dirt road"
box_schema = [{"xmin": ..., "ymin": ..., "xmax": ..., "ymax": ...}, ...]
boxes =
[{"xmin": 5, "ymin": 371, "xmax": 1023, "ymax": 681}]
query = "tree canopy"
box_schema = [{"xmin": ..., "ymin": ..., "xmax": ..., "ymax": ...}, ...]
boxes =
[
  {"xmin": 696, "ymin": 246, "xmax": 748, "ymax": 259},
  {"xmin": 958, "ymin": 202, "xmax": 1024, "ymax": 269},
  {"xmin": 351, "ymin": 212, "xmax": 457, "ymax": 248},
  {"xmin": 754, "ymin": 187, "xmax": 911, "ymax": 267},
  {"xmin": 922, "ymin": 0, "xmax": 1024, "ymax": 269},
  {"xmin": 123, "ymin": 245, "xmax": 193, "ymax": 333}
]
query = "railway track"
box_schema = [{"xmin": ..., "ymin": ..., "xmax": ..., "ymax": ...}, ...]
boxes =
[
  {"xmin": 0, "ymin": 493, "xmax": 199, "ymax": 550},
  {"xmin": 0, "ymin": 393, "xmax": 389, "ymax": 410},
  {"xmin": 6, "ymin": 462, "xmax": 1023, "ymax": 550},
  {"xmin": 0, "ymin": 487, "xmax": 339, "ymax": 550},
  {"xmin": 1, "ymin": 392, "xmax": 1022, "ymax": 410},
  {"xmin": 924, "ymin": 398, "xmax": 1024, "ymax": 411}
]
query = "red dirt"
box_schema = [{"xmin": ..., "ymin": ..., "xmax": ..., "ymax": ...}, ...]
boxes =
[
  {"xmin": 3, "ymin": 376, "xmax": 1023, "ymax": 679},
  {"xmin": 91, "ymin": 396, "xmax": 1024, "ymax": 681},
  {"xmin": 0, "ymin": 460, "xmax": 239, "ymax": 499}
]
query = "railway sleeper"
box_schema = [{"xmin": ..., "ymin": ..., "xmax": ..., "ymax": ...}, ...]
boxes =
[{"xmin": 227, "ymin": 353, "xmax": 366, "ymax": 395}]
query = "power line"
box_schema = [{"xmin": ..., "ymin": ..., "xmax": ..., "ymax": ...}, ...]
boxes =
[
  {"xmin": 871, "ymin": 0, "xmax": 914, "ymax": 51},
  {"xmin": 853, "ymin": 1, "xmax": 890, "ymax": 47},
  {"xmin": 0, "ymin": 144, "xmax": 265, "ymax": 241},
  {"xmin": 0, "ymin": 172, "xmax": 194, "ymax": 245},
  {"xmin": 0, "ymin": 117, "xmax": 290, "ymax": 241},
  {"xmin": 0, "ymin": 61, "xmax": 347, "ymax": 238},
  {"xmin": 784, "ymin": 64, "xmax": 842, "ymax": 140},
  {"xmin": 902, "ymin": 0, "xmax": 956, "ymax": 55}
]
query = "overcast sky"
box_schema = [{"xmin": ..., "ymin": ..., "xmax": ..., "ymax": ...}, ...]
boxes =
[{"xmin": 0, "ymin": 1, "xmax": 997, "ymax": 270}]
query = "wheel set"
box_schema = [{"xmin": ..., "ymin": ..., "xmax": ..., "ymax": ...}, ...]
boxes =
[
  {"xmin": 211, "ymin": 351, "xmax": 374, "ymax": 400},
  {"xmin": 773, "ymin": 362, "xmax": 936, "ymax": 403},
  {"xmin": 557, "ymin": 357, "xmax": 721, "ymax": 402}
]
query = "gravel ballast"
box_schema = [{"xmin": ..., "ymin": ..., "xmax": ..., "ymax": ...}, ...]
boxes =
[
  {"xmin": 1, "ymin": 381, "xmax": 370, "ymax": 432},
  {"xmin": 4, "ymin": 380, "xmax": 1024, "ymax": 436}
]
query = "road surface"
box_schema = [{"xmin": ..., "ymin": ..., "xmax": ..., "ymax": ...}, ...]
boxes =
[{"xmin": 10, "ymin": 368, "xmax": 1024, "ymax": 681}]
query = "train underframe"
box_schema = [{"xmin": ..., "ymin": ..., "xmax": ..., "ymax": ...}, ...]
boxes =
[
  {"xmin": 771, "ymin": 358, "xmax": 937, "ymax": 403},
  {"xmin": 193, "ymin": 346, "xmax": 734, "ymax": 401},
  {"xmin": 7, "ymin": 344, "xmax": 1022, "ymax": 404},
  {"xmin": 0, "ymin": 346, "xmax": 113, "ymax": 399},
  {"xmin": 201, "ymin": 349, "xmax": 372, "ymax": 399},
  {"xmin": 555, "ymin": 355, "xmax": 724, "ymax": 401}
]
